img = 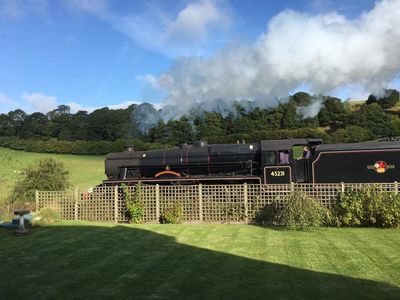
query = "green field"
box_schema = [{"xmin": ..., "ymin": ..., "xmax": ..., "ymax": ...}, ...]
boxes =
[
  {"xmin": 0, "ymin": 147, "xmax": 106, "ymax": 199},
  {"xmin": 0, "ymin": 223, "xmax": 399, "ymax": 299}
]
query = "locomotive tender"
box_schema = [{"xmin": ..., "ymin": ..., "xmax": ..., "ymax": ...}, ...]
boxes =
[{"xmin": 104, "ymin": 139, "xmax": 400, "ymax": 185}]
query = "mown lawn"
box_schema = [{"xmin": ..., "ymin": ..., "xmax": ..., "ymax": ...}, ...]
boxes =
[{"xmin": 0, "ymin": 223, "xmax": 399, "ymax": 300}]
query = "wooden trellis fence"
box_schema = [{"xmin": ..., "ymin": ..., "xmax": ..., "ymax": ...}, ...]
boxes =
[{"xmin": 36, "ymin": 182, "xmax": 399, "ymax": 224}]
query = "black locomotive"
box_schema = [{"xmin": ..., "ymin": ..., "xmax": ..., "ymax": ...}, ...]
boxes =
[{"xmin": 103, "ymin": 139, "xmax": 400, "ymax": 185}]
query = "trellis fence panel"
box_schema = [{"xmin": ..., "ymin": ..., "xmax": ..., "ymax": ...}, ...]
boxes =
[{"xmin": 36, "ymin": 182, "xmax": 399, "ymax": 224}]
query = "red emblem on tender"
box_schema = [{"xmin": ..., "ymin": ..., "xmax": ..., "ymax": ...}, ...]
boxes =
[
  {"xmin": 374, "ymin": 161, "xmax": 387, "ymax": 173},
  {"xmin": 367, "ymin": 161, "xmax": 395, "ymax": 173}
]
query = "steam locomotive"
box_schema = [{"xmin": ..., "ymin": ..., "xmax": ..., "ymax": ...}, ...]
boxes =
[{"xmin": 103, "ymin": 138, "xmax": 400, "ymax": 185}]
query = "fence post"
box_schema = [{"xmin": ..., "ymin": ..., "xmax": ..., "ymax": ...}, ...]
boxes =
[
  {"xmin": 395, "ymin": 181, "xmax": 398, "ymax": 195},
  {"xmin": 35, "ymin": 190, "xmax": 39, "ymax": 212},
  {"xmin": 74, "ymin": 187, "xmax": 79, "ymax": 221},
  {"xmin": 156, "ymin": 184, "xmax": 160, "ymax": 223},
  {"xmin": 341, "ymin": 182, "xmax": 345, "ymax": 194},
  {"xmin": 290, "ymin": 182, "xmax": 294, "ymax": 193},
  {"xmin": 114, "ymin": 186, "xmax": 119, "ymax": 223},
  {"xmin": 244, "ymin": 183, "xmax": 248, "ymax": 225},
  {"xmin": 74, "ymin": 201, "xmax": 78, "ymax": 221},
  {"xmin": 199, "ymin": 184, "xmax": 203, "ymax": 223}
]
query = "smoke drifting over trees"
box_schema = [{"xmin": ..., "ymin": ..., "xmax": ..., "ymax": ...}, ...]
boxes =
[{"xmin": 143, "ymin": 0, "xmax": 400, "ymax": 121}]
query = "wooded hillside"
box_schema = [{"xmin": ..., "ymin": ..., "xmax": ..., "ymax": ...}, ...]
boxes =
[{"xmin": 0, "ymin": 90, "xmax": 399, "ymax": 154}]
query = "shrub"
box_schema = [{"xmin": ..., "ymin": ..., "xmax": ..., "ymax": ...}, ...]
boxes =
[
  {"xmin": 11, "ymin": 158, "xmax": 70, "ymax": 203},
  {"xmin": 333, "ymin": 185, "xmax": 400, "ymax": 228},
  {"xmin": 122, "ymin": 183, "xmax": 144, "ymax": 224},
  {"xmin": 160, "ymin": 202, "xmax": 183, "ymax": 224},
  {"xmin": 224, "ymin": 203, "xmax": 246, "ymax": 223},
  {"xmin": 254, "ymin": 201, "xmax": 279, "ymax": 225},
  {"xmin": 277, "ymin": 192, "xmax": 331, "ymax": 230},
  {"xmin": 254, "ymin": 192, "xmax": 331, "ymax": 230},
  {"xmin": 29, "ymin": 208, "xmax": 61, "ymax": 226}
]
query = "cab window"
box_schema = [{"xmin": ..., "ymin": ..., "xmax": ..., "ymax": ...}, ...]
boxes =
[{"xmin": 264, "ymin": 151, "xmax": 277, "ymax": 165}]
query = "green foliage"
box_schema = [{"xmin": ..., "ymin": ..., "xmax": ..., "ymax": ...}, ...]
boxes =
[
  {"xmin": 254, "ymin": 192, "xmax": 331, "ymax": 230},
  {"xmin": 348, "ymin": 103, "xmax": 392, "ymax": 138},
  {"xmin": 278, "ymin": 192, "xmax": 331, "ymax": 230},
  {"xmin": 122, "ymin": 183, "xmax": 144, "ymax": 224},
  {"xmin": 11, "ymin": 158, "xmax": 70, "ymax": 203},
  {"xmin": 160, "ymin": 202, "xmax": 183, "ymax": 224},
  {"xmin": 29, "ymin": 207, "xmax": 61, "ymax": 226},
  {"xmin": 330, "ymin": 126, "xmax": 373, "ymax": 143},
  {"xmin": 224, "ymin": 203, "xmax": 245, "ymax": 222},
  {"xmin": 1, "ymin": 89, "xmax": 400, "ymax": 153},
  {"xmin": 367, "ymin": 89, "xmax": 399, "ymax": 109},
  {"xmin": 333, "ymin": 185, "xmax": 400, "ymax": 228},
  {"xmin": 366, "ymin": 94, "xmax": 378, "ymax": 105},
  {"xmin": 254, "ymin": 202, "xmax": 279, "ymax": 225},
  {"xmin": 292, "ymin": 92, "xmax": 312, "ymax": 106},
  {"xmin": 318, "ymin": 96, "xmax": 349, "ymax": 127}
]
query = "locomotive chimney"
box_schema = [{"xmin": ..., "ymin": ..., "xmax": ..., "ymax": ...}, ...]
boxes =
[{"xmin": 125, "ymin": 145, "xmax": 134, "ymax": 152}]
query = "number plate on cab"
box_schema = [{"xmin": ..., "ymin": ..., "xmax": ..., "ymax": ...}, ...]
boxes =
[{"xmin": 264, "ymin": 167, "xmax": 291, "ymax": 184}]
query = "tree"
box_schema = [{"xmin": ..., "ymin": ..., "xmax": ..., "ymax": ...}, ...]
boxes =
[
  {"xmin": 378, "ymin": 89, "xmax": 399, "ymax": 109},
  {"xmin": 291, "ymin": 92, "xmax": 312, "ymax": 106},
  {"xmin": 366, "ymin": 89, "xmax": 399, "ymax": 109},
  {"xmin": 7, "ymin": 109, "xmax": 27, "ymax": 137},
  {"xmin": 19, "ymin": 112, "xmax": 51, "ymax": 140},
  {"xmin": 281, "ymin": 102, "xmax": 298, "ymax": 129},
  {"xmin": 366, "ymin": 94, "xmax": 378, "ymax": 105},
  {"xmin": 318, "ymin": 96, "xmax": 348, "ymax": 127},
  {"xmin": 198, "ymin": 112, "xmax": 226, "ymax": 138},
  {"xmin": 348, "ymin": 103, "xmax": 392, "ymax": 138},
  {"xmin": 11, "ymin": 158, "xmax": 70, "ymax": 203},
  {"xmin": 70, "ymin": 110, "xmax": 89, "ymax": 141}
]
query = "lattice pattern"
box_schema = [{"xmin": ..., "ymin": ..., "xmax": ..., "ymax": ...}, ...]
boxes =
[
  {"xmin": 202, "ymin": 185, "xmax": 245, "ymax": 222},
  {"xmin": 36, "ymin": 182, "xmax": 400, "ymax": 223},
  {"xmin": 295, "ymin": 184, "xmax": 340, "ymax": 207},
  {"xmin": 139, "ymin": 185, "xmax": 157, "ymax": 222},
  {"xmin": 159, "ymin": 185, "xmax": 199, "ymax": 221},
  {"xmin": 79, "ymin": 186, "xmax": 115, "ymax": 222},
  {"xmin": 247, "ymin": 184, "xmax": 291, "ymax": 220},
  {"xmin": 37, "ymin": 191, "xmax": 75, "ymax": 220}
]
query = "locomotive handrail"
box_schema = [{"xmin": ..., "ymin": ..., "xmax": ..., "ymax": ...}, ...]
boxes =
[{"xmin": 119, "ymin": 160, "xmax": 258, "ymax": 169}]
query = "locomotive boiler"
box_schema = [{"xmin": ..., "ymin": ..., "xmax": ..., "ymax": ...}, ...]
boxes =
[{"xmin": 103, "ymin": 138, "xmax": 400, "ymax": 185}]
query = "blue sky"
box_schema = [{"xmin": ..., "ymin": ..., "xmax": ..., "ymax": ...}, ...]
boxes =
[{"xmin": 0, "ymin": 0, "xmax": 398, "ymax": 115}]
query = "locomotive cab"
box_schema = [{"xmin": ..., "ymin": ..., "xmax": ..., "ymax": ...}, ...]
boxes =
[{"xmin": 260, "ymin": 139, "xmax": 323, "ymax": 184}]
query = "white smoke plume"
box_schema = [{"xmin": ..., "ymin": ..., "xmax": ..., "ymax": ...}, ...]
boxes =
[
  {"xmin": 149, "ymin": 0, "xmax": 400, "ymax": 120},
  {"xmin": 296, "ymin": 98, "xmax": 325, "ymax": 119}
]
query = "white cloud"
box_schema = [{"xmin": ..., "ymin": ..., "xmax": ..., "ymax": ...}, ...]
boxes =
[
  {"xmin": 0, "ymin": 93, "xmax": 17, "ymax": 105},
  {"xmin": 0, "ymin": 94, "xmax": 164, "ymax": 114},
  {"xmin": 309, "ymin": 0, "xmax": 338, "ymax": 13},
  {"xmin": 0, "ymin": 93, "xmax": 19, "ymax": 113},
  {"xmin": 29, "ymin": 0, "xmax": 49, "ymax": 15},
  {"xmin": 135, "ymin": 74, "xmax": 161, "ymax": 89},
  {"xmin": 60, "ymin": 0, "xmax": 108, "ymax": 17},
  {"xmin": 111, "ymin": 14, "xmax": 167, "ymax": 55},
  {"xmin": 21, "ymin": 92, "xmax": 57, "ymax": 113},
  {"xmin": 162, "ymin": 0, "xmax": 232, "ymax": 46},
  {"xmin": 67, "ymin": 101, "xmax": 164, "ymax": 114},
  {"xmin": 59, "ymin": 0, "xmax": 233, "ymax": 57},
  {"xmin": 0, "ymin": 0, "xmax": 50, "ymax": 22},
  {"xmin": 0, "ymin": 0, "xmax": 25, "ymax": 18},
  {"xmin": 64, "ymin": 34, "xmax": 79, "ymax": 44},
  {"xmin": 109, "ymin": 0, "xmax": 233, "ymax": 57}
]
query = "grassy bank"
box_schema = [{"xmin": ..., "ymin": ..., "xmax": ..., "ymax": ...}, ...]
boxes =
[
  {"xmin": 0, "ymin": 222, "xmax": 399, "ymax": 299},
  {"xmin": 0, "ymin": 147, "xmax": 106, "ymax": 200}
]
